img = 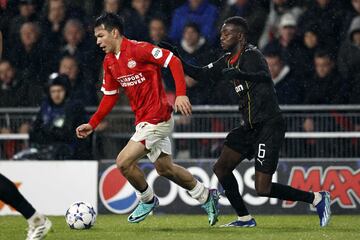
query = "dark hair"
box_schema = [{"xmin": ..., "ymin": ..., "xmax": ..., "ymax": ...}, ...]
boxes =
[
  {"xmin": 262, "ymin": 44, "xmax": 284, "ymax": 61},
  {"xmin": 183, "ymin": 22, "xmax": 201, "ymax": 34},
  {"xmin": 224, "ymin": 16, "xmax": 249, "ymax": 36},
  {"xmin": 95, "ymin": 13, "xmax": 124, "ymax": 35},
  {"xmin": 314, "ymin": 49, "xmax": 334, "ymax": 61}
]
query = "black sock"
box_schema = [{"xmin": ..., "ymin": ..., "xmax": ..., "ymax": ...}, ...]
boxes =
[
  {"xmin": 269, "ymin": 183, "xmax": 314, "ymax": 204},
  {"xmin": 220, "ymin": 173, "xmax": 249, "ymax": 217},
  {"xmin": 0, "ymin": 174, "xmax": 36, "ymax": 219}
]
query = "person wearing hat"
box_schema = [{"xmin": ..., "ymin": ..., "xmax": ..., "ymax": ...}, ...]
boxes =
[
  {"xmin": 262, "ymin": 13, "xmax": 303, "ymax": 78},
  {"xmin": 29, "ymin": 73, "xmax": 90, "ymax": 160}
]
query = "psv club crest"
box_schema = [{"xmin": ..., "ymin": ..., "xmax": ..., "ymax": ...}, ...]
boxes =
[{"xmin": 127, "ymin": 59, "xmax": 136, "ymax": 68}]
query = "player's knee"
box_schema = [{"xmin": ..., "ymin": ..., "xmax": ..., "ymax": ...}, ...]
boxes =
[
  {"xmin": 116, "ymin": 157, "xmax": 131, "ymax": 176},
  {"xmin": 155, "ymin": 165, "xmax": 174, "ymax": 178},
  {"xmin": 213, "ymin": 161, "xmax": 227, "ymax": 179}
]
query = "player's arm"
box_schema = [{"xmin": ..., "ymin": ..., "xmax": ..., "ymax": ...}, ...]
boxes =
[
  {"xmin": 167, "ymin": 55, "xmax": 191, "ymax": 116},
  {"xmin": 76, "ymin": 62, "xmax": 120, "ymax": 139},
  {"xmin": 222, "ymin": 50, "xmax": 271, "ymax": 82},
  {"xmin": 158, "ymin": 41, "xmax": 226, "ymax": 82}
]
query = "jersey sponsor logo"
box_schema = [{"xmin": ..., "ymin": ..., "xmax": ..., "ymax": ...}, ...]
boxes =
[
  {"xmin": 127, "ymin": 60, "xmax": 136, "ymax": 68},
  {"xmin": 151, "ymin": 47, "xmax": 163, "ymax": 59},
  {"xmin": 283, "ymin": 166, "xmax": 360, "ymax": 209},
  {"xmin": 99, "ymin": 164, "xmax": 139, "ymax": 214},
  {"xmin": 116, "ymin": 73, "xmax": 146, "ymax": 87}
]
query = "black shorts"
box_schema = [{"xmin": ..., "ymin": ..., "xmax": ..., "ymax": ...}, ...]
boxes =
[{"xmin": 224, "ymin": 115, "xmax": 285, "ymax": 174}]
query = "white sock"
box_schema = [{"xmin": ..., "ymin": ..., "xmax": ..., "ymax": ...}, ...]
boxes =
[
  {"xmin": 137, "ymin": 185, "xmax": 154, "ymax": 203},
  {"xmin": 312, "ymin": 192, "xmax": 322, "ymax": 206},
  {"xmin": 188, "ymin": 180, "xmax": 209, "ymax": 204},
  {"xmin": 27, "ymin": 212, "xmax": 45, "ymax": 227},
  {"xmin": 238, "ymin": 215, "xmax": 253, "ymax": 221}
]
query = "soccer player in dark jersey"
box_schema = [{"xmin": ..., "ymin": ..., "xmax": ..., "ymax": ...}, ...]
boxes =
[
  {"xmin": 0, "ymin": 173, "xmax": 52, "ymax": 239},
  {"xmin": 160, "ymin": 16, "xmax": 331, "ymax": 227},
  {"xmin": 76, "ymin": 13, "xmax": 219, "ymax": 225}
]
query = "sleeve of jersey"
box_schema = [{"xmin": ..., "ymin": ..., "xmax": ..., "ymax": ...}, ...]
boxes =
[
  {"xmin": 168, "ymin": 55, "xmax": 186, "ymax": 96},
  {"xmin": 101, "ymin": 61, "xmax": 120, "ymax": 95},
  {"xmin": 136, "ymin": 42, "xmax": 174, "ymax": 68},
  {"xmin": 88, "ymin": 94, "xmax": 119, "ymax": 129}
]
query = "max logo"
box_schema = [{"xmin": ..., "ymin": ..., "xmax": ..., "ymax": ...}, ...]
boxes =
[
  {"xmin": 0, "ymin": 182, "xmax": 22, "ymax": 211},
  {"xmin": 283, "ymin": 166, "xmax": 360, "ymax": 208}
]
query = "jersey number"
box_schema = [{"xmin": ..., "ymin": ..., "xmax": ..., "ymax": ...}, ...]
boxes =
[{"xmin": 258, "ymin": 144, "xmax": 266, "ymax": 158}]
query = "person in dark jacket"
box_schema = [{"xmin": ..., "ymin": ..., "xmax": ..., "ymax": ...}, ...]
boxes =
[
  {"xmin": 30, "ymin": 73, "xmax": 91, "ymax": 159},
  {"xmin": 263, "ymin": 46, "xmax": 302, "ymax": 104}
]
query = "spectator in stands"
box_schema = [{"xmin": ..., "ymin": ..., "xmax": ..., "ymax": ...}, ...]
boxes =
[
  {"xmin": 258, "ymin": 0, "xmax": 303, "ymax": 48},
  {"xmin": 177, "ymin": 22, "xmax": 215, "ymax": 104},
  {"xmin": 60, "ymin": 18, "xmax": 97, "ymax": 77},
  {"xmin": 149, "ymin": 17, "xmax": 170, "ymax": 45},
  {"xmin": 8, "ymin": 21, "xmax": 49, "ymax": 84},
  {"xmin": 103, "ymin": 0, "xmax": 131, "ymax": 23},
  {"xmin": 338, "ymin": 16, "xmax": 360, "ymax": 103},
  {"xmin": 342, "ymin": 0, "xmax": 360, "ymax": 40},
  {"xmin": 30, "ymin": 73, "xmax": 91, "ymax": 159},
  {"xmin": 40, "ymin": 0, "xmax": 67, "ymax": 62},
  {"xmin": 304, "ymin": 50, "xmax": 346, "ymax": 105},
  {"xmin": 262, "ymin": 13, "xmax": 302, "ymax": 77},
  {"xmin": 123, "ymin": 0, "xmax": 154, "ymax": 41},
  {"xmin": 9, "ymin": 0, "xmax": 37, "ymax": 45},
  {"xmin": 263, "ymin": 46, "xmax": 302, "ymax": 104},
  {"xmin": 218, "ymin": 0, "xmax": 267, "ymax": 45},
  {"xmin": 297, "ymin": 0, "xmax": 344, "ymax": 55},
  {"xmin": 58, "ymin": 55, "xmax": 98, "ymax": 106},
  {"xmin": 296, "ymin": 24, "xmax": 321, "ymax": 80},
  {"xmin": 103, "ymin": 0, "xmax": 123, "ymax": 14},
  {"xmin": 169, "ymin": 0, "xmax": 219, "ymax": 45},
  {"xmin": 0, "ymin": 59, "xmax": 41, "ymax": 107}
]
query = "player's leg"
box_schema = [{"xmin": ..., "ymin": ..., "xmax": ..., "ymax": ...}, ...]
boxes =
[
  {"xmin": 116, "ymin": 140, "xmax": 159, "ymax": 223},
  {"xmin": 253, "ymin": 116, "xmax": 331, "ymax": 227},
  {"xmin": 213, "ymin": 145, "xmax": 256, "ymax": 227},
  {"xmin": 154, "ymin": 152, "xmax": 220, "ymax": 226},
  {"xmin": 0, "ymin": 173, "xmax": 52, "ymax": 239}
]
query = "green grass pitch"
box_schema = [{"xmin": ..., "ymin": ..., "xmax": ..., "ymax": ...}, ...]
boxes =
[{"xmin": 0, "ymin": 215, "xmax": 359, "ymax": 240}]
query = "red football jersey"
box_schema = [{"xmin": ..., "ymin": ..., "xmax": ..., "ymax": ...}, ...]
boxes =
[{"xmin": 101, "ymin": 38, "xmax": 174, "ymax": 125}]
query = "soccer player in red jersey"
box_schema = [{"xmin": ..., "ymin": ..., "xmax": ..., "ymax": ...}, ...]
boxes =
[{"xmin": 76, "ymin": 13, "xmax": 219, "ymax": 225}]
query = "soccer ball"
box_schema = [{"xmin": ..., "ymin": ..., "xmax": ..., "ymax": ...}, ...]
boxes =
[{"xmin": 65, "ymin": 201, "xmax": 96, "ymax": 229}]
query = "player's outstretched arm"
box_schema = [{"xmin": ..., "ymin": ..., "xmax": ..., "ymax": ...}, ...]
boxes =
[
  {"xmin": 76, "ymin": 94, "xmax": 119, "ymax": 139},
  {"xmin": 158, "ymin": 41, "xmax": 223, "ymax": 81},
  {"xmin": 76, "ymin": 124, "xmax": 93, "ymax": 139}
]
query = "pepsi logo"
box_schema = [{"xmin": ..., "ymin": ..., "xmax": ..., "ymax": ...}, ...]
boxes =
[{"xmin": 99, "ymin": 164, "xmax": 139, "ymax": 214}]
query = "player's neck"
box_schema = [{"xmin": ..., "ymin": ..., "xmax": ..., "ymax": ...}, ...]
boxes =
[
  {"xmin": 230, "ymin": 44, "xmax": 244, "ymax": 58},
  {"xmin": 114, "ymin": 37, "xmax": 123, "ymax": 55}
]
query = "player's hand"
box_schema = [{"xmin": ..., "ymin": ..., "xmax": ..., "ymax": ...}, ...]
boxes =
[
  {"xmin": 76, "ymin": 123, "xmax": 94, "ymax": 139},
  {"xmin": 174, "ymin": 96, "xmax": 192, "ymax": 116},
  {"xmin": 222, "ymin": 67, "xmax": 246, "ymax": 81},
  {"xmin": 157, "ymin": 41, "xmax": 180, "ymax": 57}
]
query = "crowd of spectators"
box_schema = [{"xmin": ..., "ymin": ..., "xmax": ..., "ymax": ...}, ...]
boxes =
[
  {"xmin": 1, "ymin": 0, "xmax": 359, "ymax": 107},
  {"xmin": 0, "ymin": 0, "xmax": 360, "ymax": 159}
]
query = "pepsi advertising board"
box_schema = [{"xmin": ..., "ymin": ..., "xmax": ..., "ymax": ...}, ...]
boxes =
[{"xmin": 98, "ymin": 159, "xmax": 360, "ymax": 215}]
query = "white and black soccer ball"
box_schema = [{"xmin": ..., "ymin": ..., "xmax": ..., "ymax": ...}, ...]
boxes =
[{"xmin": 65, "ymin": 201, "xmax": 96, "ymax": 229}]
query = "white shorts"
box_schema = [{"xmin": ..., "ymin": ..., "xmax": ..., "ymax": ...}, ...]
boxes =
[{"xmin": 130, "ymin": 116, "xmax": 174, "ymax": 162}]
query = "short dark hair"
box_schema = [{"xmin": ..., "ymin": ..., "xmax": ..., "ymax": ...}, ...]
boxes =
[
  {"xmin": 95, "ymin": 13, "xmax": 124, "ymax": 35},
  {"xmin": 183, "ymin": 22, "xmax": 201, "ymax": 34},
  {"xmin": 224, "ymin": 16, "xmax": 249, "ymax": 36},
  {"xmin": 314, "ymin": 49, "xmax": 334, "ymax": 61}
]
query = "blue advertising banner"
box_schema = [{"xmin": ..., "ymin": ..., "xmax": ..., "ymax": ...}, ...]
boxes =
[{"xmin": 98, "ymin": 159, "xmax": 360, "ymax": 215}]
